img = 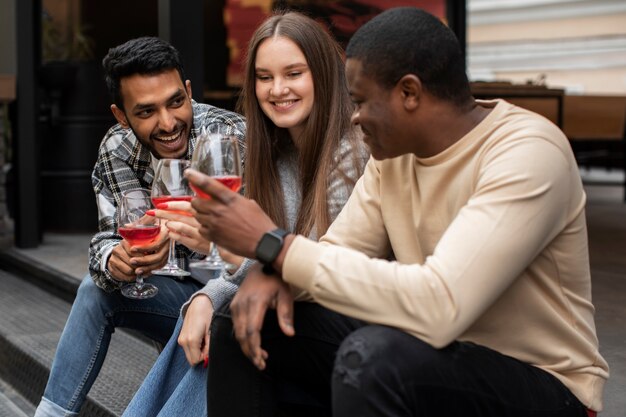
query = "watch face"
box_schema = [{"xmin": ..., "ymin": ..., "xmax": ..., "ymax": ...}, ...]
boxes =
[{"xmin": 256, "ymin": 233, "xmax": 282, "ymax": 264}]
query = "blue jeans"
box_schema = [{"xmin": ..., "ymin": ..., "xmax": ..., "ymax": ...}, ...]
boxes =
[
  {"xmin": 122, "ymin": 316, "xmax": 207, "ymax": 417},
  {"xmin": 34, "ymin": 274, "xmax": 202, "ymax": 417}
]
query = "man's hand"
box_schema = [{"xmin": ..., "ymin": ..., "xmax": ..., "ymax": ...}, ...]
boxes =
[
  {"xmin": 178, "ymin": 295, "xmax": 214, "ymax": 366},
  {"xmin": 186, "ymin": 168, "xmax": 277, "ymax": 259},
  {"xmin": 230, "ymin": 263, "xmax": 295, "ymax": 370},
  {"xmin": 107, "ymin": 229, "xmax": 169, "ymax": 282}
]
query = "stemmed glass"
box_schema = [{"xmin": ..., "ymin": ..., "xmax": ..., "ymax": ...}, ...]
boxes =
[
  {"xmin": 190, "ymin": 132, "xmax": 242, "ymax": 270},
  {"xmin": 151, "ymin": 159, "xmax": 193, "ymax": 277},
  {"xmin": 118, "ymin": 188, "xmax": 160, "ymax": 299}
]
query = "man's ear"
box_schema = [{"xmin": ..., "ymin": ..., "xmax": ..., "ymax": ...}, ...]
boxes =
[
  {"xmin": 185, "ymin": 80, "xmax": 192, "ymax": 101},
  {"xmin": 398, "ymin": 75, "xmax": 422, "ymax": 111},
  {"xmin": 110, "ymin": 104, "xmax": 129, "ymax": 128}
]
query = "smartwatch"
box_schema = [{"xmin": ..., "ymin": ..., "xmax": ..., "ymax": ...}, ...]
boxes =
[{"xmin": 255, "ymin": 228, "xmax": 289, "ymax": 274}]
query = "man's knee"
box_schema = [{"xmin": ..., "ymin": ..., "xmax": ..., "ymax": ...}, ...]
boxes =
[
  {"xmin": 74, "ymin": 274, "xmax": 115, "ymax": 314},
  {"xmin": 210, "ymin": 310, "xmax": 234, "ymax": 342},
  {"xmin": 333, "ymin": 325, "xmax": 438, "ymax": 390},
  {"xmin": 77, "ymin": 274, "xmax": 100, "ymax": 296}
]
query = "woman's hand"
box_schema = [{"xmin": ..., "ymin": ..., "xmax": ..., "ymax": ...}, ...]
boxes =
[
  {"xmin": 148, "ymin": 201, "xmax": 213, "ymax": 255},
  {"xmin": 178, "ymin": 294, "xmax": 214, "ymax": 366}
]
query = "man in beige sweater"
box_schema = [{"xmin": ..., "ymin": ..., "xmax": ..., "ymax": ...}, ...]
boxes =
[{"xmin": 187, "ymin": 7, "xmax": 608, "ymax": 417}]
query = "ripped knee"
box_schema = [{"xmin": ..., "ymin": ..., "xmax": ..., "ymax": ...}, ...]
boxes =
[{"xmin": 333, "ymin": 334, "xmax": 373, "ymax": 389}]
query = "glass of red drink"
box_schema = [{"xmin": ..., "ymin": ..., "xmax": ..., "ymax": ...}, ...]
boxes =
[
  {"xmin": 118, "ymin": 188, "xmax": 160, "ymax": 299},
  {"xmin": 190, "ymin": 130, "xmax": 243, "ymax": 271},
  {"xmin": 150, "ymin": 159, "xmax": 193, "ymax": 277}
]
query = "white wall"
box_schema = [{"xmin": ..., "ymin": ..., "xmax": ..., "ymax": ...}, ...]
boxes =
[{"xmin": 467, "ymin": 0, "xmax": 626, "ymax": 95}]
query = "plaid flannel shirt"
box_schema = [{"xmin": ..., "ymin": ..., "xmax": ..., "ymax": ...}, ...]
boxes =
[{"xmin": 89, "ymin": 100, "xmax": 246, "ymax": 292}]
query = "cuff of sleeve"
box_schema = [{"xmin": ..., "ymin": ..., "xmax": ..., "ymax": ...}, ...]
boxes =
[
  {"xmin": 224, "ymin": 258, "xmax": 255, "ymax": 285},
  {"xmin": 101, "ymin": 243, "xmax": 124, "ymax": 288},
  {"xmin": 283, "ymin": 236, "xmax": 323, "ymax": 292},
  {"xmin": 181, "ymin": 279, "xmax": 237, "ymax": 318},
  {"xmin": 203, "ymin": 283, "xmax": 235, "ymax": 312},
  {"xmin": 180, "ymin": 291, "xmax": 211, "ymax": 318},
  {"xmin": 103, "ymin": 268, "xmax": 124, "ymax": 288},
  {"xmin": 100, "ymin": 244, "xmax": 115, "ymax": 272}
]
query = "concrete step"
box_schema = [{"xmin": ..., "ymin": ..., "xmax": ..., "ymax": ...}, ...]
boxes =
[
  {"xmin": 0, "ymin": 246, "xmax": 82, "ymax": 303},
  {"xmin": 0, "ymin": 268, "xmax": 159, "ymax": 417},
  {"xmin": 0, "ymin": 376, "xmax": 34, "ymax": 417}
]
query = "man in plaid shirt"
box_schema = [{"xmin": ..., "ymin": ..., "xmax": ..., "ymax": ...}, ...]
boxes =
[{"xmin": 34, "ymin": 37, "xmax": 245, "ymax": 417}]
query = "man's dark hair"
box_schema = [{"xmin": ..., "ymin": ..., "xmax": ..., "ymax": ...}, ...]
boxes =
[
  {"xmin": 346, "ymin": 7, "xmax": 471, "ymax": 106},
  {"xmin": 102, "ymin": 36, "xmax": 186, "ymax": 109}
]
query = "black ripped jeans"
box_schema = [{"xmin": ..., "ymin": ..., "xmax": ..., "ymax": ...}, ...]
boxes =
[
  {"xmin": 333, "ymin": 325, "xmax": 590, "ymax": 417},
  {"xmin": 208, "ymin": 304, "xmax": 588, "ymax": 417},
  {"xmin": 207, "ymin": 302, "xmax": 364, "ymax": 417}
]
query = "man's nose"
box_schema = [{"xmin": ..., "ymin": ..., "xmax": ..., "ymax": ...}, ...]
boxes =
[{"xmin": 158, "ymin": 109, "xmax": 177, "ymax": 131}]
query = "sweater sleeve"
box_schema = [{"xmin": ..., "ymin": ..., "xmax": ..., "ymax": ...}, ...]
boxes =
[
  {"xmin": 88, "ymin": 141, "xmax": 139, "ymax": 292},
  {"xmin": 180, "ymin": 257, "xmax": 256, "ymax": 316},
  {"xmin": 283, "ymin": 138, "xmax": 575, "ymax": 348}
]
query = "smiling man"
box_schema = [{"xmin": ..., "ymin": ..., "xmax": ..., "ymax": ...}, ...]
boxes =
[
  {"xmin": 110, "ymin": 70, "xmax": 192, "ymax": 159},
  {"xmin": 33, "ymin": 37, "xmax": 245, "ymax": 417},
  {"xmin": 188, "ymin": 8, "xmax": 607, "ymax": 417}
]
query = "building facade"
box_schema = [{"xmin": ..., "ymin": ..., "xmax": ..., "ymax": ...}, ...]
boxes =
[{"xmin": 467, "ymin": 0, "xmax": 626, "ymax": 95}]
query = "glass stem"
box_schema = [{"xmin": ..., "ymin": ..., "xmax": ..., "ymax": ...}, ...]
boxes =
[
  {"xmin": 209, "ymin": 242, "xmax": 220, "ymax": 260},
  {"xmin": 167, "ymin": 239, "xmax": 177, "ymax": 266},
  {"xmin": 135, "ymin": 273, "xmax": 144, "ymax": 289}
]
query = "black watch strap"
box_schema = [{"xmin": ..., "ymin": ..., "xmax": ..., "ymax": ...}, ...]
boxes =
[{"xmin": 262, "ymin": 263, "xmax": 277, "ymax": 275}]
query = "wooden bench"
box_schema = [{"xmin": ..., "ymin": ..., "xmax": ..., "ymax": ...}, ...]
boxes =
[
  {"xmin": 471, "ymin": 82, "xmax": 564, "ymax": 127},
  {"xmin": 563, "ymin": 95, "xmax": 626, "ymax": 141}
]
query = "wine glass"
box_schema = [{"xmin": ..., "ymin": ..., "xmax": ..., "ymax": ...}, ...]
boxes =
[
  {"xmin": 190, "ymin": 132, "xmax": 242, "ymax": 270},
  {"xmin": 150, "ymin": 159, "xmax": 193, "ymax": 277},
  {"xmin": 118, "ymin": 188, "xmax": 160, "ymax": 299}
]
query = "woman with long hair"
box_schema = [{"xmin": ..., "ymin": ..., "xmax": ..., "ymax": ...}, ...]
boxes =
[{"xmin": 123, "ymin": 11, "xmax": 368, "ymax": 416}]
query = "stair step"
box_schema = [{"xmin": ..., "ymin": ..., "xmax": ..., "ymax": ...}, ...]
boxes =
[
  {"xmin": 0, "ymin": 269, "xmax": 159, "ymax": 417},
  {"xmin": 0, "ymin": 377, "xmax": 34, "ymax": 417}
]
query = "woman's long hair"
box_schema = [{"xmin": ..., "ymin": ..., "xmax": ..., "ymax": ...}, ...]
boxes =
[{"xmin": 238, "ymin": 11, "xmax": 360, "ymax": 237}]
